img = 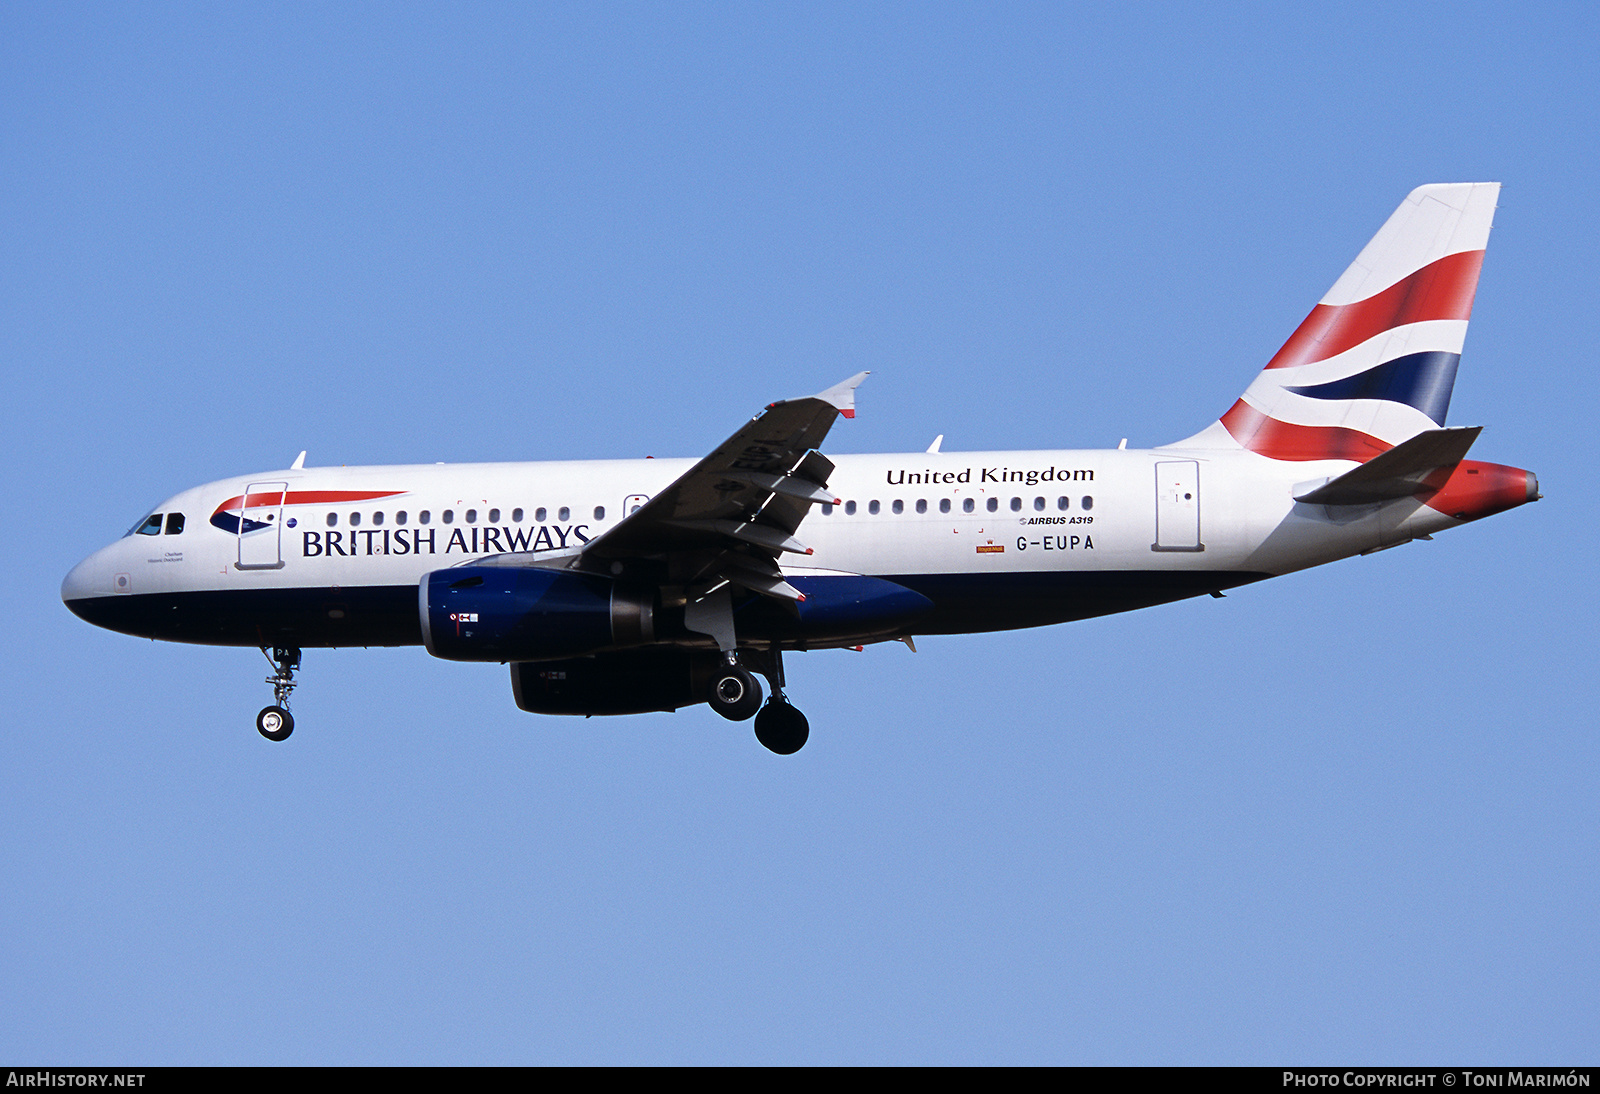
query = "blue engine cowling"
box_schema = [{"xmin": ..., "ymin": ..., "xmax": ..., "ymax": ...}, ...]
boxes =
[{"xmin": 421, "ymin": 565, "xmax": 654, "ymax": 662}]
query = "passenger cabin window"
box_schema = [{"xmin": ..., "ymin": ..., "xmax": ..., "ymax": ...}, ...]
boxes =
[
  {"xmin": 845, "ymin": 501, "xmax": 857, "ymax": 516},
  {"xmin": 1033, "ymin": 497, "xmax": 1045, "ymax": 511},
  {"xmin": 396, "ymin": 511, "xmax": 408, "ymax": 525},
  {"xmin": 940, "ymin": 498, "xmax": 951, "ymax": 514},
  {"xmin": 821, "ymin": 503, "xmax": 833, "ymax": 515},
  {"xmin": 594, "ymin": 506, "xmax": 605, "ymax": 520},
  {"xmin": 465, "ymin": 509, "xmax": 478, "ymax": 524},
  {"xmin": 892, "ymin": 500, "xmax": 904, "ymax": 515},
  {"xmin": 535, "ymin": 507, "xmax": 547, "ymax": 522},
  {"xmin": 1010, "ymin": 497, "xmax": 1022, "ymax": 512},
  {"xmin": 1082, "ymin": 496, "xmax": 1094, "ymax": 510},
  {"xmin": 136, "ymin": 514, "xmax": 163, "ymax": 536},
  {"xmin": 512, "ymin": 508, "xmax": 523, "ymax": 522},
  {"xmin": 419, "ymin": 510, "xmax": 431, "ymax": 525},
  {"xmin": 349, "ymin": 512, "xmax": 361, "ymax": 527},
  {"xmin": 326, "ymin": 513, "xmax": 338, "ymax": 527},
  {"xmin": 868, "ymin": 500, "xmax": 880, "ymax": 515},
  {"xmin": 987, "ymin": 497, "xmax": 998, "ymax": 513},
  {"xmin": 165, "ymin": 513, "xmax": 185, "ymax": 534},
  {"xmin": 1057, "ymin": 496, "xmax": 1069, "ymax": 510},
  {"xmin": 915, "ymin": 499, "xmax": 927, "ymax": 514},
  {"xmin": 558, "ymin": 507, "xmax": 570, "ymax": 521},
  {"xmin": 372, "ymin": 512, "xmax": 384, "ymax": 526},
  {"xmin": 443, "ymin": 510, "xmax": 454, "ymax": 524},
  {"xmin": 962, "ymin": 498, "xmax": 974, "ymax": 513},
  {"xmin": 488, "ymin": 508, "xmax": 500, "ymax": 523}
]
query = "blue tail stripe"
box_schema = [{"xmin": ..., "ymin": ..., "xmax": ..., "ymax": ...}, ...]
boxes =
[{"xmin": 1285, "ymin": 351, "xmax": 1460, "ymax": 425}]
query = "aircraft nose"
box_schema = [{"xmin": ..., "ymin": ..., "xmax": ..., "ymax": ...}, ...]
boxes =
[
  {"xmin": 61, "ymin": 556, "xmax": 94, "ymax": 605},
  {"xmin": 62, "ymin": 540, "xmax": 162, "ymax": 638},
  {"xmin": 61, "ymin": 549, "xmax": 120, "ymax": 614}
]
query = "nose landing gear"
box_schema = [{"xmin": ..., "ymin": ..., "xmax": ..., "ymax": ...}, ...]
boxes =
[{"xmin": 256, "ymin": 646, "xmax": 301, "ymax": 742}]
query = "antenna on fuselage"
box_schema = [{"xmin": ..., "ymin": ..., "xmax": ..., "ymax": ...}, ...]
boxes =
[{"xmin": 290, "ymin": 451, "xmax": 307, "ymax": 470}]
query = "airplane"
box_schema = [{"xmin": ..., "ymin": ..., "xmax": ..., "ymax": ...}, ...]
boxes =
[{"xmin": 61, "ymin": 183, "xmax": 1538, "ymax": 754}]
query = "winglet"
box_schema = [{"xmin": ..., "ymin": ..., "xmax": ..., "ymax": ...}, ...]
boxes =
[{"xmin": 814, "ymin": 371, "xmax": 869, "ymax": 419}]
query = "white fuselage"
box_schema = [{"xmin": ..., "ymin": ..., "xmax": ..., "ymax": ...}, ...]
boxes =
[{"xmin": 62, "ymin": 445, "xmax": 1467, "ymax": 649}]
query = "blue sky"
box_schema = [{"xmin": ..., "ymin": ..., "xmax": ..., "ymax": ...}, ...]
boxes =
[{"xmin": 3, "ymin": 2, "xmax": 1595, "ymax": 1063}]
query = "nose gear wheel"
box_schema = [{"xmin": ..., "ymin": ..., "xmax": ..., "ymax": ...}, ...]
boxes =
[{"xmin": 256, "ymin": 705, "xmax": 294, "ymax": 741}]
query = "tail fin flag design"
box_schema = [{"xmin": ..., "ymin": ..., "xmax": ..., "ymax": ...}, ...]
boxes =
[{"xmin": 1168, "ymin": 183, "xmax": 1500, "ymax": 461}]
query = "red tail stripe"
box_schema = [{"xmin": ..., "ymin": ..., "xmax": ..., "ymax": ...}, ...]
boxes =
[
  {"xmin": 1220, "ymin": 401, "xmax": 1393, "ymax": 462},
  {"xmin": 1264, "ymin": 250, "xmax": 1484, "ymax": 370},
  {"xmin": 213, "ymin": 489, "xmax": 405, "ymax": 514}
]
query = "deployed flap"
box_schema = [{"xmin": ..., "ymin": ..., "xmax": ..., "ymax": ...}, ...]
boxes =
[
  {"xmin": 718, "ymin": 553, "xmax": 805, "ymax": 602},
  {"xmin": 1295, "ymin": 426, "xmax": 1481, "ymax": 505},
  {"xmin": 575, "ymin": 374, "xmax": 866, "ymax": 596}
]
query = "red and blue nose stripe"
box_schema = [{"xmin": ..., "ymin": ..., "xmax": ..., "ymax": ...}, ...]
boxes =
[{"xmin": 210, "ymin": 490, "xmax": 405, "ymax": 534}]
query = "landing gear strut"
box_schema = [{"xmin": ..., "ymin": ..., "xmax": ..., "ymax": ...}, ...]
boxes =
[
  {"xmin": 744, "ymin": 648, "xmax": 810, "ymax": 755},
  {"xmin": 256, "ymin": 646, "xmax": 300, "ymax": 742},
  {"xmin": 686, "ymin": 587, "xmax": 810, "ymax": 753}
]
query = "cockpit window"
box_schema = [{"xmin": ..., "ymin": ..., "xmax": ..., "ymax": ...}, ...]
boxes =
[
  {"xmin": 134, "ymin": 514, "xmax": 163, "ymax": 536},
  {"xmin": 165, "ymin": 513, "xmax": 185, "ymax": 535}
]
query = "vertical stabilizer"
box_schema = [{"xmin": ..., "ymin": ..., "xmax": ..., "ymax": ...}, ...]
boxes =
[{"xmin": 1166, "ymin": 183, "xmax": 1499, "ymax": 461}]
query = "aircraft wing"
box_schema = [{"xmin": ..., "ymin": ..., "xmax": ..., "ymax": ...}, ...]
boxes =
[{"xmin": 572, "ymin": 372, "xmax": 868, "ymax": 600}]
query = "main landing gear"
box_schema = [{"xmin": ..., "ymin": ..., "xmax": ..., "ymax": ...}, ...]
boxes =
[
  {"xmin": 256, "ymin": 646, "xmax": 300, "ymax": 742},
  {"xmin": 707, "ymin": 648, "xmax": 811, "ymax": 755},
  {"xmin": 753, "ymin": 699, "xmax": 809, "ymax": 756}
]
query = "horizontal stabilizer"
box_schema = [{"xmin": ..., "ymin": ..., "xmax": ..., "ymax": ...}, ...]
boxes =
[{"xmin": 1295, "ymin": 426, "xmax": 1481, "ymax": 505}]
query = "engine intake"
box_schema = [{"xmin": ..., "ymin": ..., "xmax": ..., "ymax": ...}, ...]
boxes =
[{"xmin": 421, "ymin": 565, "xmax": 654, "ymax": 662}]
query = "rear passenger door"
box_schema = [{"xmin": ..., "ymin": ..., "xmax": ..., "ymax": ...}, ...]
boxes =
[{"xmin": 1153, "ymin": 461, "xmax": 1203, "ymax": 552}]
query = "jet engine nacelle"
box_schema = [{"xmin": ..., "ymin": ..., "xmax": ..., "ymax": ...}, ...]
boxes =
[
  {"xmin": 420, "ymin": 565, "xmax": 654, "ymax": 662},
  {"xmin": 510, "ymin": 648, "xmax": 724, "ymax": 716}
]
